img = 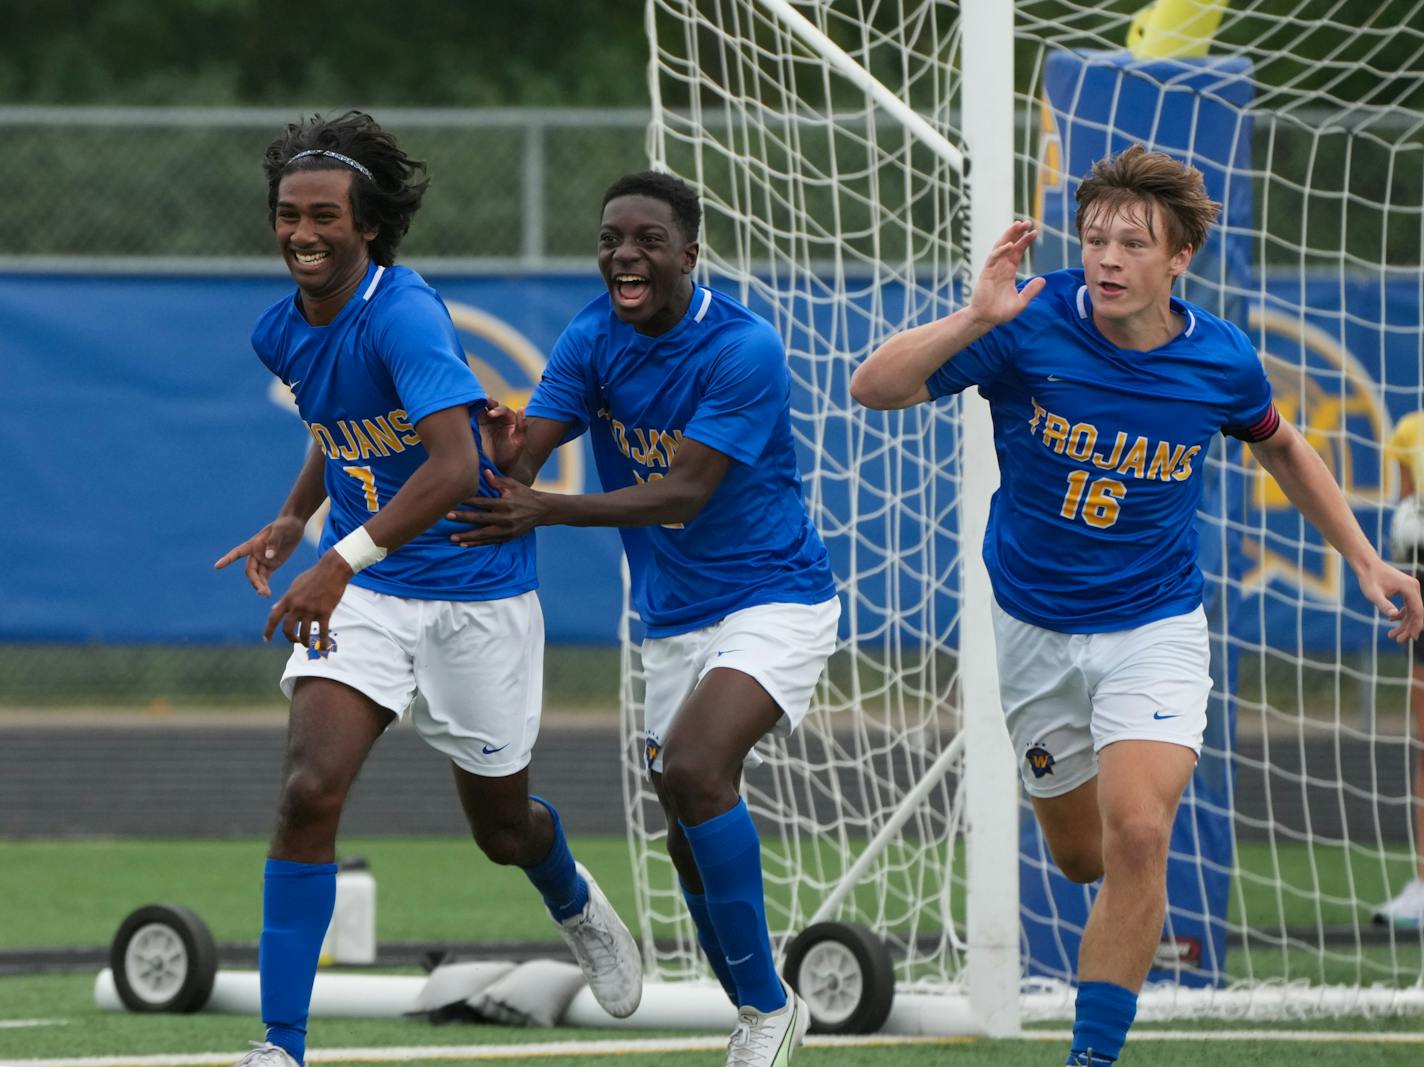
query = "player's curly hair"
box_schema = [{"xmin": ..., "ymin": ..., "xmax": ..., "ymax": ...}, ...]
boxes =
[
  {"xmin": 602, "ymin": 171, "xmax": 701, "ymax": 243},
  {"xmin": 1075, "ymin": 144, "xmax": 1220, "ymax": 256},
  {"xmin": 264, "ymin": 111, "xmax": 430, "ymax": 267}
]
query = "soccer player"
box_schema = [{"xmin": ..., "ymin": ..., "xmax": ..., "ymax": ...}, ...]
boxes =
[
  {"xmin": 849, "ymin": 145, "xmax": 1423, "ymax": 1066},
  {"xmin": 214, "ymin": 112, "xmax": 640, "ymax": 1067},
  {"xmin": 1374, "ymin": 408, "xmax": 1424, "ymax": 924},
  {"xmin": 449, "ymin": 171, "xmax": 838, "ymax": 1067}
]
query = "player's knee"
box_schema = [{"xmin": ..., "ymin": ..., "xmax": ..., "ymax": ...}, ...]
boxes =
[
  {"xmin": 1051, "ymin": 844, "xmax": 1104, "ymax": 884},
  {"xmin": 473, "ymin": 817, "xmax": 533, "ymax": 867},
  {"xmin": 664, "ymin": 822, "xmax": 696, "ymax": 872},
  {"xmin": 275, "ymin": 766, "xmax": 346, "ymax": 830},
  {"xmin": 660, "ymin": 751, "xmax": 733, "ymax": 818},
  {"xmin": 1102, "ymin": 812, "xmax": 1171, "ymax": 872}
]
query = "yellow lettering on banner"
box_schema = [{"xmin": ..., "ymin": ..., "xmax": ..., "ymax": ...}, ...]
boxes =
[
  {"xmin": 388, "ymin": 410, "xmax": 422, "ymax": 446},
  {"xmin": 1117, "ymin": 437, "xmax": 1148, "ymax": 478},
  {"xmin": 1092, "ymin": 431, "xmax": 1128, "ymax": 470},
  {"xmin": 1042, "ymin": 414, "xmax": 1070, "ymax": 453},
  {"xmin": 1149, "ymin": 442, "xmax": 1187, "ymax": 482},
  {"xmin": 1173, "ymin": 445, "xmax": 1201, "ymax": 481},
  {"xmin": 1066, "ymin": 423, "xmax": 1098, "ymax": 461},
  {"xmin": 343, "ymin": 465, "xmax": 379, "ymax": 511},
  {"xmin": 364, "ymin": 418, "xmax": 402, "ymax": 455}
]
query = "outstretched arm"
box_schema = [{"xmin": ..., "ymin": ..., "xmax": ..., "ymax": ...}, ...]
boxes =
[
  {"xmin": 1251, "ymin": 421, "xmax": 1424, "ymax": 642},
  {"xmin": 850, "ymin": 220, "xmax": 1046, "ymax": 410},
  {"xmin": 448, "ymin": 437, "xmax": 731, "ymax": 546}
]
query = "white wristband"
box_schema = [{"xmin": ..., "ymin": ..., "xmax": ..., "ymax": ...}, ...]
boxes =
[{"xmin": 333, "ymin": 526, "xmax": 387, "ymax": 573}]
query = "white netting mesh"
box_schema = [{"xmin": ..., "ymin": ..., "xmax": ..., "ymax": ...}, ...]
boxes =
[{"xmin": 633, "ymin": 0, "xmax": 1424, "ymax": 1022}]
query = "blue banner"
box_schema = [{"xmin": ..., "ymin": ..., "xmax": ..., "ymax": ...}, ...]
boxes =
[
  {"xmin": 0, "ymin": 273, "xmax": 624, "ymax": 644},
  {"xmin": 1, "ymin": 266, "xmax": 1417, "ymax": 651}
]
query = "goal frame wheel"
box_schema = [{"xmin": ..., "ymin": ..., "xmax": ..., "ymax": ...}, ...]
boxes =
[
  {"xmin": 782, "ymin": 920, "xmax": 895, "ymax": 1034},
  {"xmin": 109, "ymin": 903, "xmax": 218, "ymax": 1013}
]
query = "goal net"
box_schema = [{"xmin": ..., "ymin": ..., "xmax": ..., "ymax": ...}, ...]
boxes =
[{"xmin": 631, "ymin": 0, "xmax": 1424, "ymax": 1029}]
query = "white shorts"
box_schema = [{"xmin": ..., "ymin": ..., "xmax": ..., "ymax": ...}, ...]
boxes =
[
  {"xmin": 640, "ymin": 597, "xmax": 840, "ymax": 773},
  {"xmin": 992, "ymin": 601, "xmax": 1212, "ymax": 799},
  {"xmin": 280, "ymin": 584, "xmax": 543, "ymax": 777}
]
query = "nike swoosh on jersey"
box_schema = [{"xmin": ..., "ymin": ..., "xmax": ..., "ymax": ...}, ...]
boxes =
[{"xmin": 1152, "ymin": 711, "xmax": 1181, "ymax": 720}]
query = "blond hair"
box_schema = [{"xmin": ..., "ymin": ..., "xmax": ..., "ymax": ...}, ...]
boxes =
[{"xmin": 1075, "ymin": 144, "xmax": 1220, "ymax": 255}]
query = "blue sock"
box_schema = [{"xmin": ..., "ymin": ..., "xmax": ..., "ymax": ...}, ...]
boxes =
[
  {"xmin": 260, "ymin": 858, "xmax": 337, "ymax": 1066},
  {"xmin": 522, "ymin": 795, "xmax": 588, "ymax": 922},
  {"xmin": 681, "ymin": 881, "xmax": 738, "ymax": 1004},
  {"xmin": 1069, "ymin": 981, "xmax": 1138, "ymax": 1065},
  {"xmin": 681, "ymin": 799, "xmax": 785, "ymax": 1013}
]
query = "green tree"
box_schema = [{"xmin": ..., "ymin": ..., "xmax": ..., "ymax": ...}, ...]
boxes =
[{"xmin": 0, "ymin": 1, "xmax": 650, "ymax": 106}]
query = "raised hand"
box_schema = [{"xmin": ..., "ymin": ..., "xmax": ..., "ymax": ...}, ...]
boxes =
[
  {"xmin": 967, "ymin": 220, "xmax": 1047, "ymax": 327},
  {"xmin": 214, "ymin": 515, "xmax": 307, "ymax": 598}
]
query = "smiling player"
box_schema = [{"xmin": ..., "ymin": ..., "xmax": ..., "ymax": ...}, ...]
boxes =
[
  {"xmin": 450, "ymin": 170, "xmax": 839, "ymax": 1067},
  {"xmin": 214, "ymin": 112, "xmax": 639, "ymax": 1067},
  {"xmin": 850, "ymin": 144, "xmax": 1422, "ymax": 1066}
]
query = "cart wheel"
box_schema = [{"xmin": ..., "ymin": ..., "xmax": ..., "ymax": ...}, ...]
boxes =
[
  {"xmin": 110, "ymin": 904, "xmax": 218, "ymax": 1013},
  {"xmin": 782, "ymin": 921, "xmax": 895, "ymax": 1034}
]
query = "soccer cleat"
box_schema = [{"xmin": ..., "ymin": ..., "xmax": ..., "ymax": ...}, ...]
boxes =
[
  {"xmin": 556, "ymin": 862, "xmax": 643, "ymax": 1018},
  {"xmin": 725, "ymin": 980, "xmax": 809, "ymax": 1066},
  {"xmin": 1065, "ymin": 1051, "xmax": 1114, "ymax": 1067},
  {"xmin": 1372, "ymin": 878, "xmax": 1424, "ymax": 926},
  {"xmin": 230, "ymin": 1043, "xmax": 300, "ymax": 1067}
]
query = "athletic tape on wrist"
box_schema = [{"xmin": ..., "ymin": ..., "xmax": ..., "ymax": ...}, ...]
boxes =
[{"xmin": 333, "ymin": 526, "xmax": 387, "ymax": 573}]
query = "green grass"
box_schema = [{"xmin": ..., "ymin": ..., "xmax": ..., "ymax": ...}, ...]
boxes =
[
  {"xmin": 1, "ymin": 973, "xmax": 1421, "ymax": 1066},
  {"xmin": 3, "ymin": 836, "xmax": 1422, "ymax": 1064},
  {"xmin": 0, "ymin": 837, "xmax": 636, "ymax": 949}
]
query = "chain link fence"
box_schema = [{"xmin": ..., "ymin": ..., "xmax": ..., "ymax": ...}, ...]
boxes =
[
  {"xmin": 2, "ymin": 107, "xmax": 652, "ymax": 707},
  {"xmin": 0, "ymin": 106, "xmax": 651, "ymax": 267}
]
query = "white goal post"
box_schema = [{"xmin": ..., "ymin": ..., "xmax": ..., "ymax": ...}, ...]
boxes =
[{"xmin": 631, "ymin": 0, "xmax": 1424, "ymax": 1034}]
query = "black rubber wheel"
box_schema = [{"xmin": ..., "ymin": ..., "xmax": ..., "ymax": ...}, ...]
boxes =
[
  {"xmin": 782, "ymin": 920, "xmax": 895, "ymax": 1034},
  {"xmin": 109, "ymin": 904, "xmax": 218, "ymax": 1013}
]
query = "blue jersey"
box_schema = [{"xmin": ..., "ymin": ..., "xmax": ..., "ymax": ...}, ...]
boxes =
[
  {"xmin": 526, "ymin": 285, "xmax": 836, "ymax": 637},
  {"xmin": 251, "ymin": 262, "xmax": 536, "ymax": 602},
  {"xmin": 927, "ymin": 269, "xmax": 1277, "ymax": 633}
]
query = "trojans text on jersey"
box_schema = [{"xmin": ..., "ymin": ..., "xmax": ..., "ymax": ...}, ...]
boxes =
[{"xmin": 1028, "ymin": 397, "xmax": 1200, "ymax": 482}]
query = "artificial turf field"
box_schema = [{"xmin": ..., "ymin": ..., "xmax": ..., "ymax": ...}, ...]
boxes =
[{"xmin": 2, "ymin": 837, "xmax": 1421, "ymax": 1066}]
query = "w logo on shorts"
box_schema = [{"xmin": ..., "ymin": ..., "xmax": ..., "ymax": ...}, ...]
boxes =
[
  {"xmin": 1025, "ymin": 743, "xmax": 1055, "ymax": 779},
  {"xmin": 307, "ymin": 635, "xmax": 338, "ymax": 660},
  {"xmin": 643, "ymin": 734, "xmax": 662, "ymax": 771}
]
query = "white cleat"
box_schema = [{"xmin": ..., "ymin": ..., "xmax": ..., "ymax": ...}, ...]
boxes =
[
  {"xmin": 230, "ymin": 1043, "xmax": 300, "ymax": 1067},
  {"xmin": 726, "ymin": 980, "xmax": 809, "ymax": 1066},
  {"xmin": 1372, "ymin": 877, "xmax": 1424, "ymax": 926},
  {"xmin": 557, "ymin": 862, "xmax": 643, "ymax": 1018}
]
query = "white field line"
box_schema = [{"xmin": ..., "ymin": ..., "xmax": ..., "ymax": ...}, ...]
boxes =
[
  {"xmin": 6, "ymin": 1029, "xmax": 1424, "ymax": 1067},
  {"xmin": 3, "ymin": 1035, "xmax": 962, "ymax": 1067},
  {"xmin": 0, "ymin": 1021, "xmax": 67, "ymax": 1030}
]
